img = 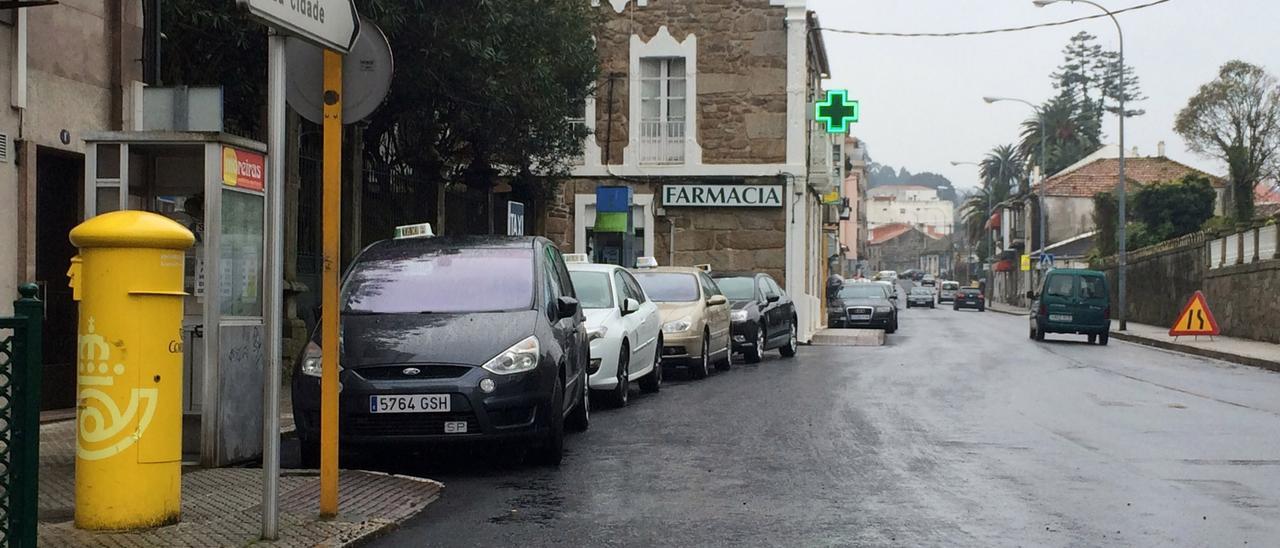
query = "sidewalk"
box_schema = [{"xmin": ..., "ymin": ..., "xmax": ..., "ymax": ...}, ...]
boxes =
[
  {"xmin": 987, "ymin": 301, "xmax": 1280, "ymax": 372},
  {"xmin": 37, "ymin": 414, "xmax": 441, "ymax": 547}
]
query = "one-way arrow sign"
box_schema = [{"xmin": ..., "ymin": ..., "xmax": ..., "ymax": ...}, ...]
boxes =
[{"xmin": 238, "ymin": 0, "xmax": 360, "ymax": 54}]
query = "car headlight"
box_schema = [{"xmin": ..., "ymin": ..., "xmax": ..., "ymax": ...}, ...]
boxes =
[
  {"xmin": 299, "ymin": 340, "xmax": 343, "ymax": 377},
  {"xmin": 662, "ymin": 317, "xmax": 692, "ymax": 333},
  {"xmin": 875, "ymin": 306, "xmax": 892, "ymax": 313},
  {"xmin": 729, "ymin": 310, "xmax": 748, "ymax": 322},
  {"xmin": 587, "ymin": 326, "xmax": 608, "ymax": 341},
  {"xmin": 482, "ymin": 335, "xmax": 540, "ymax": 375}
]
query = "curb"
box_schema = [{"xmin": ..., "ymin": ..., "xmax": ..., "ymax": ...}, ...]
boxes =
[{"xmin": 1108, "ymin": 331, "xmax": 1280, "ymax": 373}]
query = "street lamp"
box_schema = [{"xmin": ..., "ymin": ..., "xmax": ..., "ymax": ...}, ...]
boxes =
[
  {"xmin": 1033, "ymin": 0, "xmax": 1128, "ymax": 329},
  {"xmin": 951, "ymin": 159, "xmax": 997, "ymax": 283},
  {"xmin": 983, "ymin": 96, "xmax": 1047, "ymax": 258}
]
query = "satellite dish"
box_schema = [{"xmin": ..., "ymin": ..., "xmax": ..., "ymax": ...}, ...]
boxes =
[{"xmin": 285, "ymin": 17, "xmax": 393, "ymax": 125}]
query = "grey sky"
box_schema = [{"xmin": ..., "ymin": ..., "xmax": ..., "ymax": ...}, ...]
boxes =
[{"xmin": 811, "ymin": 0, "xmax": 1280, "ymax": 190}]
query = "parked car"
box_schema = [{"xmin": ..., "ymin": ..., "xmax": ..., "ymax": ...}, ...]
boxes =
[
  {"xmin": 952, "ymin": 288, "xmax": 985, "ymax": 311},
  {"xmin": 828, "ymin": 282, "xmax": 898, "ymax": 333},
  {"xmin": 876, "ymin": 270, "xmax": 899, "ymax": 282},
  {"xmin": 906, "ymin": 287, "xmax": 936, "ymax": 308},
  {"xmin": 567, "ymin": 260, "xmax": 663, "ymax": 407},
  {"xmin": 711, "ymin": 271, "xmax": 799, "ymax": 363},
  {"xmin": 292, "ymin": 232, "xmax": 590, "ymax": 467},
  {"xmin": 1028, "ymin": 268, "xmax": 1111, "ymax": 345},
  {"xmin": 632, "ymin": 266, "xmax": 732, "ymax": 379},
  {"xmin": 874, "ymin": 280, "xmax": 900, "ymax": 306},
  {"xmin": 938, "ymin": 280, "xmax": 960, "ymax": 303}
]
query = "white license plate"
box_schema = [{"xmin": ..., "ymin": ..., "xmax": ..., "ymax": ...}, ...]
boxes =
[
  {"xmin": 444, "ymin": 421, "xmax": 468, "ymax": 433},
  {"xmin": 1049, "ymin": 314, "xmax": 1073, "ymax": 322},
  {"xmin": 850, "ymin": 314, "xmax": 872, "ymax": 321},
  {"xmin": 369, "ymin": 394, "xmax": 451, "ymax": 414}
]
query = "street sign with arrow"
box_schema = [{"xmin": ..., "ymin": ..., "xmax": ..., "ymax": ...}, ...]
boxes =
[{"xmin": 238, "ymin": 0, "xmax": 360, "ymax": 54}]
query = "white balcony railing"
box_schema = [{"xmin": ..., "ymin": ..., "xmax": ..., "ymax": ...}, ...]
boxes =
[{"xmin": 639, "ymin": 120, "xmax": 686, "ymax": 165}]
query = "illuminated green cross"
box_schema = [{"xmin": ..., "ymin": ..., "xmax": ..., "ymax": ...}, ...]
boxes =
[{"xmin": 815, "ymin": 90, "xmax": 859, "ymax": 134}]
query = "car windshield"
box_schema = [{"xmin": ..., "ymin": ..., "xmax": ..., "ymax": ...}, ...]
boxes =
[
  {"xmin": 713, "ymin": 276, "xmax": 756, "ymax": 301},
  {"xmin": 911, "ymin": 288, "xmax": 933, "ymax": 295},
  {"xmin": 569, "ymin": 271, "xmax": 613, "ymax": 309},
  {"xmin": 942, "ymin": 282, "xmax": 959, "ymax": 290},
  {"xmin": 633, "ymin": 272, "xmax": 700, "ymax": 302},
  {"xmin": 838, "ymin": 284, "xmax": 887, "ymax": 299},
  {"xmin": 342, "ymin": 247, "xmax": 533, "ymax": 314}
]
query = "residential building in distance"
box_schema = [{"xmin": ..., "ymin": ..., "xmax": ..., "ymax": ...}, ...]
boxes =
[
  {"xmin": 540, "ymin": 0, "xmax": 839, "ymax": 342},
  {"xmin": 838, "ymin": 135, "xmax": 868, "ymax": 276},
  {"xmin": 865, "ymin": 185, "xmax": 955, "ymax": 238},
  {"xmin": 866, "ymin": 223, "xmax": 949, "ymax": 275}
]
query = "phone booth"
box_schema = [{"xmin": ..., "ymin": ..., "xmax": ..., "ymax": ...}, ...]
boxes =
[{"xmin": 83, "ymin": 131, "xmax": 268, "ymax": 467}]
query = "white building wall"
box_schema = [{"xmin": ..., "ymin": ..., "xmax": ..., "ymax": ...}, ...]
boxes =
[{"xmin": 865, "ymin": 187, "xmax": 955, "ymax": 236}]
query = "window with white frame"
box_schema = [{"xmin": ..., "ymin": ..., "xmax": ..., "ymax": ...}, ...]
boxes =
[
  {"xmin": 639, "ymin": 57, "xmax": 687, "ymax": 165},
  {"xmin": 568, "ymin": 97, "xmax": 588, "ymax": 165}
]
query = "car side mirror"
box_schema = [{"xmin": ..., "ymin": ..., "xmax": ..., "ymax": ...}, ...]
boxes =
[
  {"xmin": 621, "ymin": 297, "xmax": 640, "ymax": 315},
  {"xmin": 557, "ymin": 296, "xmax": 580, "ymax": 319},
  {"xmin": 707, "ymin": 295, "xmax": 728, "ymax": 306},
  {"xmin": 766, "ymin": 294, "xmax": 781, "ymax": 303},
  {"xmin": 1026, "ymin": 291, "xmax": 1035, "ymax": 300}
]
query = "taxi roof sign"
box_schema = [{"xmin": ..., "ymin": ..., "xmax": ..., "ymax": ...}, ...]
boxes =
[
  {"xmin": 564, "ymin": 253, "xmax": 590, "ymax": 264},
  {"xmin": 635, "ymin": 257, "xmax": 659, "ymax": 269},
  {"xmin": 394, "ymin": 223, "xmax": 434, "ymax": 239},
  {"xmin": 1169, "ymin": 290, "xmax": 1220, "ymax": 337}
]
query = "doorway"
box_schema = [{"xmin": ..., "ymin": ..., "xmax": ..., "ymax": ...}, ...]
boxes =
[{"xmin": 35, "ymin": 148, "xmax": 84, "ymax": 410}]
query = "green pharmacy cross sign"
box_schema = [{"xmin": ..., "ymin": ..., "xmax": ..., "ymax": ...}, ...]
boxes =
[{"xmin": 815, "ymin": 90, "xmax": 859, "ymax": 134}]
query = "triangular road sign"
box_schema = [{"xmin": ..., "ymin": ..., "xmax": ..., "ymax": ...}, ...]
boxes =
[{"xmin": 1169, "ymin": 290, "xmax": 1220, "ymax": 337}]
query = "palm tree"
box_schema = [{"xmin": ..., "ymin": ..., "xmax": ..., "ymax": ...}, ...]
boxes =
[
  {"xmin": 1018, "ymin": 93, "xmax": 1101, "ymax": 177},
  {"xmin": 959, "ymin": 145, "xmax": 1026, "ymax": 260}
]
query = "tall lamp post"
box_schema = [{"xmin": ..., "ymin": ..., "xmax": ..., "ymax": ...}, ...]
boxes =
[
  {"xmin": 1034, "ymin": 0, "xmax": 1127, "ymax": 330},
  {"xmin": 983, "ymin": 96, "xmax": 1046, "ymax": 257}
]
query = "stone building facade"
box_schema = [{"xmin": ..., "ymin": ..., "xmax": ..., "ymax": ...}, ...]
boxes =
[
  {"xmin": 867, "ymin": 223, "xmax": 941, "ymax": 274},
  {"xmin": 540, "ymin": 0, "xmax": 839, "ymax": 342},
  {"xmin": 1, "ymin": 2, "xmax": 144, "ymax": 408}
]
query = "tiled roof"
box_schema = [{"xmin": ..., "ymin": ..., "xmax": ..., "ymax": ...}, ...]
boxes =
[
  {"xmin": 1036, "ymin": 156, "xmax": 1226, "ymax": 198},
  {"xmin": 868, "ymin": 223, "xmax": 914, "ymax": 245}
]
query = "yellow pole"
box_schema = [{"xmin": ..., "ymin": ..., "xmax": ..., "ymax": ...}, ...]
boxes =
[{"xmin": 320, "ymin": 49, "xmax": 342, "ymax": 518}]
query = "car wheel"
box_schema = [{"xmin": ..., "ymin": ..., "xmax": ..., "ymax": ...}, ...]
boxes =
[
  {"xmin": 534, "ymin": 377, "xmax": 566, "ymax": 466},
  {"xmin": 1034, "ymin": 324, "xmax": 1046, "ymax": 341},
  {"xmin": 978, "ymin": 305, "xmax": 985, "ymax": 312},
  {"xmin": 1099, "ymin": 332, "xmax": 1110, "ymax": 346},
  {"xmin": 299, "ymin": 437, "xmax": 320, "ymax": 469},
  {"xmin": 1088, "ymin": 334, "xmax": 1097, "ymax": 344},
  {"xmin": 1028, "ymin": 323, "xmax": 1036, "ymax": 340},
  {"xmin": 745, "ymin": 326, "xmax": 764, "ymax": 363},
  {"xmin": 779, "ymin": 320, "xmax": 798, "ymax": 358},
  {"xmin": 607, "ymin": 344, "xmax": 630, "ymax": 408},
  {"xmin": 716, "ymin": 337, "xmax": 733, "ymax": 371},
  {"xmin": 691, "ymin": 336, "xmax": 710, "ymax": 379},
  {"xmin": 639, "ymin": 336, "xmax": 662, "ymax": 393},
  {"xmin": 886, "ymin": 318, "xmax": 898, "ymax": 334},
  {"xmin": 566, "ymin": 373, "xmax": 590, "ymax": 433}
]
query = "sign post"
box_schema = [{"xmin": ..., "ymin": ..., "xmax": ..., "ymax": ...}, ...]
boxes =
[{"xmin": 238, "ymin": 0, "xmax": 361, "ymax": 537}]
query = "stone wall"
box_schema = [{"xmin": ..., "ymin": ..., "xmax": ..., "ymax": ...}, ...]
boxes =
[
  {"xmin": 869, "ymin": 229, "xmax": 935, "ymax": 273},
  {"xmin": 592, "ymin": 0, "xmax": 788, "ymax": 165},
  {"xmin": 541, "ymin": 178, "xmax": 787, "ymax": 284}
]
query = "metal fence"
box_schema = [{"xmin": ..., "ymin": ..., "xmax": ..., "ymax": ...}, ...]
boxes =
[{"xmin": 0, "ymin": 284, "xmax": 43, "ymax": 547}]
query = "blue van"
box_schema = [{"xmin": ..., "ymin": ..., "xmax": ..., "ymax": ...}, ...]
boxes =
[{"xmin": 1028, "ymin": 269, "xmax": 1111, "ymax": 345}]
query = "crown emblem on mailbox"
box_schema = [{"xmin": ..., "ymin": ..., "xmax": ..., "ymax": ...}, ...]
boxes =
[{"xmin": 77, "ymin": 317, "xmax": 159, "ymax": 461}]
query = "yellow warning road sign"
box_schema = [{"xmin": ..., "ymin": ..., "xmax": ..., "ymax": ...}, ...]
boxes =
[
  {"xmin": 1020, "ymin": 255, "xmax": 1031, "ymax": 271},
  {"xmin": 1169, "ymin": 290, "xmax": 1220, "ymax": 337}
]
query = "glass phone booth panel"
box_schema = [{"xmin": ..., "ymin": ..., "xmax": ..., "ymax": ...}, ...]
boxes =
[{"xmin": 83, "ymin": 132, "xmax": 268, "ymax": 467}]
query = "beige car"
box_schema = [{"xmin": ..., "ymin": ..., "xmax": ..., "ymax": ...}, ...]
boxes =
[{"xmin": 631, "ymin": 266, "xmax": 733, "ymax": 379}]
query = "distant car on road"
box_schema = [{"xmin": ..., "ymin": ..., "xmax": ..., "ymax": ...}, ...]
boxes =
[
  {"xmin": 1028, "ymin": 268, "xmax": 1111, "ymax": 345},
  {"xmin": 876, "ymin": 270, "xmax": 899, "ymax": 282},
  {"xmin": 829, "ymin": 282, "xmax": 898, "ymax": 333},
  {"xmin": 633, "ymin": 266, "xmax": 732, "ymax": 379},
  {"xmin": 921, "ymin": 275, "xmax": 936, "ymax": 287},
  {"xmin": 711, "ymin": 272, "xmax": 798, "ymax": 363},
  {"xmin": 937, "ymin": 280, "xmax": 960, "ymax": 303},
  {"xmin": 906, "ymin": 287, "xmax": 936, "ymax": 308},
  {"xmin": 292, "ymin": 233, "xmax": 590, "ymax": 467},
  {"xmin": 952, "ymin": 288, "xmax": 985, "ymax": 312},
  {"xmin": 567, "ymin": 260, "xmax": 663, "ymax": 407}
]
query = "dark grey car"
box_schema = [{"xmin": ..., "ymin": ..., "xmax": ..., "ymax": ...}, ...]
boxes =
[{"xmin": 827, "ymin": 283, "xmax": 898, "ymax": 333}]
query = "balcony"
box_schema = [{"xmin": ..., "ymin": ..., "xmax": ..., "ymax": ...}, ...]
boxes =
[{"xmin": 639, "ymin": 120, "xmax": 686, "ymax": 165}]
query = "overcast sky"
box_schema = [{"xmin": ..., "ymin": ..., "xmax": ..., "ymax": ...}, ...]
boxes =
[{"xmin": 810, "ymin": 0, "xmax": 1280, "ymax": 190}]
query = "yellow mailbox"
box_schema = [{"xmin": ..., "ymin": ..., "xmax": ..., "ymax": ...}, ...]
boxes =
[{"xmin": 69, "ymin": 210, "xmax": 194, "ymax": 530}]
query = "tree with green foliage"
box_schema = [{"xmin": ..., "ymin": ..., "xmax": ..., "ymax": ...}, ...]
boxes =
[
  {"xmin": 1128, "ymin": 174, "xmax": 1217, "ymax": 247},
  {"xmin": 1174, "ymin": 60, "xmax": 1280, "ymax": 221},
  {"xmin": 1091, "ymin": 191, "xmax": 1118, "ymax": 257},
  {"xmin": 960, "ymin": 145, "xmax": 1023, "ymax": 257}
]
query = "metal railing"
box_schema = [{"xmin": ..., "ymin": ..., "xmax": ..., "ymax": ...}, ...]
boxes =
[
  {"xmin": 639, "ymin": 120, "xmax": 686, "ymax": 165},
  {"xmin": 0, "ymin": 283, "xmax": 43, "ymax": 547}
]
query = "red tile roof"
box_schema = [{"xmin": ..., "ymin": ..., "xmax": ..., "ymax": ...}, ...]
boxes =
[
  {"xmin": 1036, "ymin": 156, "xmax": 1226, "ymax": 198},
  {"xmin": 868, "ymin": 223, "xmax": 944, "ymax": 244}
]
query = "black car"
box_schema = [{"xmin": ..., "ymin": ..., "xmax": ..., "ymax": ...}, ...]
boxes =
[
  {"xmin": 710, "ymin": 272, "xmax": 799, "ymax": 363},
  {"xmin": 828, "ymin": 283, "xmax": 898, "ymax": 333},
  {"xmin": 291, "ymin": 235, "xmax": 590, "ymax": 467},
  {"xmin": 905, "ymin": 287, "xmax": 935, "ymax": 308},
  {"xmin": 953, "ymin": 288, "xmax": 986, "ymax": 311}
]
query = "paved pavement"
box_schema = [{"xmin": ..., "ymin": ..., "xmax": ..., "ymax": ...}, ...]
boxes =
[{"xmin": 356, "ymin": 302, "xmax": 1280, "ymax": 547}]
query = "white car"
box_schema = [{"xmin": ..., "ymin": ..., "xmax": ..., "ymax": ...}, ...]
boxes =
[{"xmin": 567, "ymin": 261, "xmax": 664, "ymax": 407}]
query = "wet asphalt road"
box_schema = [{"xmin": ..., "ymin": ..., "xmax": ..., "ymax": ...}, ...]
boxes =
[{"xmin": 358, "ymin": 295, "xmax": 1280, "ymax": 547}]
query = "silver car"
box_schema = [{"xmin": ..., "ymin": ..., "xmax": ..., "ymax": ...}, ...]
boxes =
[{"xmin": 938, "ymin": 280, "xmax": 960, "ymax": 303}]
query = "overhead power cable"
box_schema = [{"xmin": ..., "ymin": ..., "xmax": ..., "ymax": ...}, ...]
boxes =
[{"xmin": 816, "ymin": 0, "xmax": 1171, "ymax": 38}]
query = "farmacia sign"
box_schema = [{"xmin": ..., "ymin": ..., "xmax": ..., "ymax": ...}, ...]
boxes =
[{"xmin": 662, "ymin": 184, "xmax": 783, "ymax": 207}]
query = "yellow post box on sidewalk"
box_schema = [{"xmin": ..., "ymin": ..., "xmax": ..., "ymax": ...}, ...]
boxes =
[{"xmin": 68, "ymin": 210, "xmax": 194, "ymax": 530}]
